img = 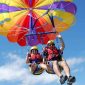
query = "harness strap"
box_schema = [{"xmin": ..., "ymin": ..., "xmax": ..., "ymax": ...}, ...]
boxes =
[{"xmin": 48, "ymin": 13, "xmax": 55, "ymax": 28}]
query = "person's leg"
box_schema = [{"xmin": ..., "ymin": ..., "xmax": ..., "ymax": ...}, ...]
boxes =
[
  {"xmin": 59, "ymin": 58, "xmax": 76, "ymax": 84},
  {"xmin": 46, "ymin": 61, "xmax": 55, "ymax": 74},
  {"xmin": 40, "ymin": 63, "xmax": 54, "ymax": 73},
  {"xmin": 30, "ymin": 63, "xmax": 37, "ymax": 74},
  {"xmin": 39, "ymin": 63, "xmax": 48, "ymax": 70},
  {"xmin": 30, "ymin": 63, "xmax": 44, "ymax": 75},
  {"xmin": 52, "ymin": 61, "xmax": 62, "ymax": 77},
  {"xmin": 53, "ymin": 60, "xmax": 67, "ymax": 84},
  {"xmin": 59, "ymin": 58, "xmax": 70, "ymax": 78}
]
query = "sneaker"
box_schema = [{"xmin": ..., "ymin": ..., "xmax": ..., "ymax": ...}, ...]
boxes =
[
  {"xmin": 60, "ymin": 75, "xmax": 67, "ymax": 84},
  {"xmin": 67, "ymin": 82, "xmax": 72, "ymax": 85},
  {"xmin": 67, "ymin": 76, "xmax": 76, "ymax": 85}
]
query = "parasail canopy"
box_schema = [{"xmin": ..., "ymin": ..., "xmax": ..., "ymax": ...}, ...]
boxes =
[{"xmin": 0, "ymin": 0, "xmax": 77, "ymax": 46}]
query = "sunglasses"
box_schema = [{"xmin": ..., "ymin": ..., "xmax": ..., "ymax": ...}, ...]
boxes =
[
  {"xmin": 48, "ymin": 43, "xmax": 55, "ymax": 46},
  {"xmin": 31, "ymin": 49, "xmax": 38, "ymax": 53}
]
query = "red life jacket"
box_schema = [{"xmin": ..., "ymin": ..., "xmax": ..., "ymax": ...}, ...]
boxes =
[
  {"xmin": 28, "ymin": 53, "xmax": 42, "ymax": 63},
  {"xmin": 30, "ymin": 53, "xmax": 42, "ymax": 60},
  {"xmin": 45, "ymin": 47, "xmax": 59, "ymax": 60}
]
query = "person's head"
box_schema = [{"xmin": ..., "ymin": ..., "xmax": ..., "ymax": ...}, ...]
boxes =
[
  {"xmin": 47, "ymin": 40, "xmax": 55, "ymax": 48},
  {"xmin": 30, "ymin": 46, "xmax": 38, "ymax": 54}
]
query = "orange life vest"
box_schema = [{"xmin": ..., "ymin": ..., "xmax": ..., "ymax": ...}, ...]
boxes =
[
  {"xmin": 28, "ymin": 53, "xmax": 43, "ymax": 63},
  {"xmin": 45, "ymin": 47, "xmax": 59, "ymax": 60},
  {"xmin": 30, "ymin": 53, "xmax": 42, "ymax": 60}
]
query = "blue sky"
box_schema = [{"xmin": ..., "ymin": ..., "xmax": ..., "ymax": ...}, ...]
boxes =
[{"xmin": 0, "ymin": 0, "xmax": 85, "ymax": 85}]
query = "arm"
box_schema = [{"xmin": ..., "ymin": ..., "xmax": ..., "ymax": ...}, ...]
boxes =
[
  {"xmin": 43, "ymin": 47, "xmax": 48, "ymax": 56},
  {"xmin": 57, "ymin": 34, "xmax": 65, "ymax": 52},
  {"xmin": 42, "ymin": 48, "xmax": 48, "ymax": 63},
  {"xmin": 26, "ymin": 53, "xmax": 31, "ymax": 64}
]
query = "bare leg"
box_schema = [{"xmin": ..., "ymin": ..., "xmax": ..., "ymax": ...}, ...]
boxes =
[
  {"xmin": 60, "ymin": 58, "xmax": 70, "ymax": 78},
  {"xmin": 40, "ymin": 63, "xmax": 53, "ymax": 72},
  {"xmin": 60, "ymin": 59, "xmax": 76, "ymax": 84},
  {"xmin": 39, "ymin": 63, "xmax": 48, "ymax": 70},
  {"xmin": 31, "ymin": 63, "xmax": 37, "ymax": 74},
  {"xmin": 52, "ymin": 60, "xmax": 68, "ymax": 84},
  {"xmin": 53, "ymin": 61, "xmax": 62, "ymax": 77}
]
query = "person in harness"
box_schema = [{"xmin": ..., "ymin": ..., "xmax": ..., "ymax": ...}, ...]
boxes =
[
  {"xmin": 26, "ymin": 46, "xmax": 52, "ymax": 75},
  {"xmin": 43, "ymin": 34, "xmax": 76, "ymax": 85}
]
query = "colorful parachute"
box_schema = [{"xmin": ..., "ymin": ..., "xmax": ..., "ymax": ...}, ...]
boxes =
[{"xmin": 0, "ymin": 0, "xmax": 77, "ymax": 46}]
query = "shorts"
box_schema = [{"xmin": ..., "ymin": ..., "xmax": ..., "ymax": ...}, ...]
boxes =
[
  {"xmin": 49, "ymin": 54, "xmax": 63, "ymax": 61},
  {"xmin": 46, "ymin": 57, "xmax": 64, "ymax": 73},
  {"xmin": 30, "ymin": 63, "xmax": 44, "ymax": 75}
]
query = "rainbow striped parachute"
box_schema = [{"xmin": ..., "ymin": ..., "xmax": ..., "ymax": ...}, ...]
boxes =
[{"xmin": 0, "ymin": 0, "xmax": 77, "ymax": 46}]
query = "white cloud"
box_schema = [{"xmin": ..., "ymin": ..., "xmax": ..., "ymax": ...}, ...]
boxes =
[
  {"xmin": 0, "ymin": 53, "xmax": 85, "ymax": 85},
  {"xmin": 21, "ymin": 73, "xmax": 58, "ymax": 85},
  {"xmin": 0, "ymin": 53, "xmax": 58, "ymax": 85},
  {"xmin": 67, "ymin": 57, "xmax": 85, "ymax": 67},
  {"xmin": 0, "ymin": 53, "xmax": 26, "ymax": 81},
  {"xmin": 66, "ymin": 57, "xmax": 85, "ymax": 75}
]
